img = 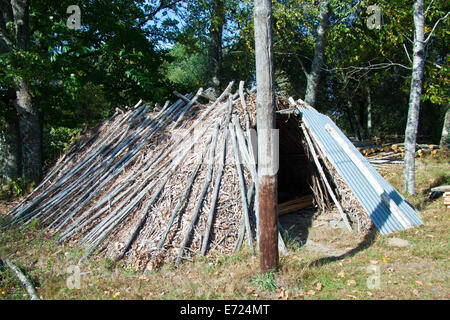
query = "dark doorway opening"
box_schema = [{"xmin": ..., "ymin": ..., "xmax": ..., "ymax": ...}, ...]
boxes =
[{"xmin": 276, "ymin": 113, "xmax": 311, "ymax": 203}]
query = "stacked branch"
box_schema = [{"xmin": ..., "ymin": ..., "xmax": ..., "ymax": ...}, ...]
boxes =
[
  {"xmin": 6, "ymin": 82, "xmax": 281, "ymax": 268},
  {"xmin": 5, "ymin": 81, "xmax": 374, "ymax": 268}
]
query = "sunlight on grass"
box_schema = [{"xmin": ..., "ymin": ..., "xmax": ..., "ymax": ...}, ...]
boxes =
[{"xmin": 0, "ymin": 155, "xmax": 448, "ymax": 300}]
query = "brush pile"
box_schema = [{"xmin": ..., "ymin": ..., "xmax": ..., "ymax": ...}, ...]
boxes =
[{"xmin": 6, "ymin": 82, "xmax": 292, "ymax": 269}]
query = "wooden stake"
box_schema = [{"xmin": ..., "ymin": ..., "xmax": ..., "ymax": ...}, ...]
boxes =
[
  {"xmin": 229, "ymin": 123, "xmax": 255, "ymax": 254},
  {"xmin": 175, "ymin": 123, "xmax": 221, "ymax": 266},
  {"xmin": 233, "ymin": 181, "xmax": 255, "ymax": 254},
  {"xmin": 152, "ymin": 133, "xmax": 214, "ymax": 260},
  {"xmin": 200, "ymin": 130, "xmax": 228, "ymax": 256},
  {"xmin": 301, "ymin": 124, "xmax": 352, "ymax": 231}
]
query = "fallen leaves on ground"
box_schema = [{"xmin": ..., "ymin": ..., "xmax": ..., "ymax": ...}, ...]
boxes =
[
  {"xmin": 276, "ymin": 289, "xmax": 289, "ymax": 300},
  {"xmin": 293, "ymin": 291, "xmax": 304, "ymax": 299},
  {"xmin": 306, "ymin": 289, "xmax": 316, "ymax": 296},
  {"xmin": 246, "ymin": 288, "xmax": 259, "ymax": 298}
]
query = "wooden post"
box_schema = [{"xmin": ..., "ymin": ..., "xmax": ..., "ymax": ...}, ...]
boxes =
[{"xmin": 254, "ymin": 0, "xmax": 278, "ymax": 273}]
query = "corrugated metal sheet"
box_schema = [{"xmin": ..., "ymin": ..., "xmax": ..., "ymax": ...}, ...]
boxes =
[{"xmin": 296, "ymin": 106, "xmax": 423, "ymax": 235}]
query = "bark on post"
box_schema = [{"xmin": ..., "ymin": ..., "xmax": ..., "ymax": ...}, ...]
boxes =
[
  {"xmin": 439, "ymin": 105, "xmax": 450, "ymax": 152},
  {"xmin": 254, "ymin": 0, "xmax": 278, "ymax": 273},
  {"xmin": 304, "ymin": 0, "xmax": 330, "ymax": 107},
  {"xmin": 403, "ymin": 0, "xmax": 425, "ymax": 195}
]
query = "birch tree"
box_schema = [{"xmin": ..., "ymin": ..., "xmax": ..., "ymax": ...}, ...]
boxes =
[
  {"xmin": 440, "ymin": 106, "xmax": 450, "ymax": 152},
  {"xmin": 403, "ymin": 0, "xmax": 425, "ymax": 195},
  {"xmin": 304, "ymin": 0, "xmax": 330, "ymax": 107}
]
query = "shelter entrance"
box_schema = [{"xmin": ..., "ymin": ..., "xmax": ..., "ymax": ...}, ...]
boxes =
[
  {"xmin": 275, "ymin": 109, "xmax": 316, "ymax": 244},
  {"xmin": 276, "ymin": 111, "xmax": 313, "ymax": 208}
]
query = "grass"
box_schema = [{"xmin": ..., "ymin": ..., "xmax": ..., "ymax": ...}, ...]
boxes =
[
  {"xmin": 0, "ymin": 154, "xmax": 448, "ymax": 300},
  {"xmin": 252, "ymin": 270, "xmax": 278, "ymax": 292}
]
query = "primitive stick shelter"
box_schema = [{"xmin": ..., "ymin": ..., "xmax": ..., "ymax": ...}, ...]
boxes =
[{"xmin": 5, "ymin": 81, "xmax": 423, "ymax": 270}]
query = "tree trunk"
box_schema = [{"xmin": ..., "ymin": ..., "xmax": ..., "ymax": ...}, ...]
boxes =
[
  {"xmin": 440, "ymin": 105, "xmax": 450, "ymax": 151},
  {"xmin": 358, "ymin": 101, "xmax": 366, "ymax": 140},
  {"xmin": 367, "ymin": 87, "xmax": 373, "ymax": 138},
  {"xmin": 304, "ymin": 0, "xmax": 330, "ymax": 107},
  {"xmin": 254, "ymin": 0, "xmax": 278, "ymax": 273},
  {"xmin": 9, "ymin": 0, "xmax": 41, "ymax": 184},
  {"xmin": 208, "ymin": 0, "xmax": 225, "ymax": 96},
  {"xmin": 15, "ymin": 77, "xmax": 41, "ymax": 184},
  {"xmin": 3, "ymin": 91, "xmax": 22, "ymax": 182},
  {"xmin": 403, "ymin": 0, "xmax": 425, "ymax": 195}
]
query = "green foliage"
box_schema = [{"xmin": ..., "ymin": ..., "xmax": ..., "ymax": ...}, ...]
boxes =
[
  {"xmin": 163, "ymin": 43, "xmax": 209, "ymax": 92},
  {"xmin": 0, "ymin": 0, "xmax": 448, "ymax": 177},
  {"xmin": 171, "ymin": 0, "xmax": 256, "ymax": 89},
  {"xmin": 28, "ymin": 218, "xmax": 41, "ymax": 231},
  {"xmin": 0, "ymin": 178, "xmax": 26, "ymax": 200},
  {"xmin": 42, "ymin": 127, "xmax": 80, "ymax": 166},
  {"xmin": 0, "ymin": 0, "xmax": 183, "ymax": 171}
]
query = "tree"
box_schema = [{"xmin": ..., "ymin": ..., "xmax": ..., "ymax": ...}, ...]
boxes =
[
  {"xmin": 304, "ymin": 0, "xmax": 330, "ymax": 107},
  {"xmin": 254, "ymin": 0, "xmax": 278, "ymax": 273},
  {"xmin": 175, "ymin": 0, "xmax": 252, "ymax": 94},
  {"xmin": 0, "ymin": 89, "xmax": 22, "ymax": 182},
  {"xmin": 402, "ymin": 0, "xmax": 450, "ymax": 194},
  {"xmin": 440, "ymin": 105, "xmax": 450, "ymax": 151},
  {"xmin": 1, "ymin": 0, "xmax": 179, "ymax": 183},
  {"xmin": 208, "ymin": 0, "xmax": 225, "ymax": 95},
  {"xmin": 403, "ymin": 0, "xmax": 425, "ymax": 195}
]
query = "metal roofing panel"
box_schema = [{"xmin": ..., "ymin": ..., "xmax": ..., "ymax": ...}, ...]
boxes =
[{"xmin": 297, "ymin": 106, "xmax": 423, "ymax": 235}]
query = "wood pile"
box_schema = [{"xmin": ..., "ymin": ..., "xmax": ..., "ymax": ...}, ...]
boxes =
[
  {"xmin": 430, "ymin": 186, "xmax": 450, "ymax": 208},
  {"xmin": 278, "ymin": 196, "xmax": 313, "ymax": 216},
  {"xmin": 358, "ymin": 143, "xmax": 441, "ymax": 170},
  {"xmin": 445, "ymin": 192, "xmax": 450, "ymax": 208},
  {"xmin": 4, "ymin": 82, "xmax": 283, "ymax": 269}
]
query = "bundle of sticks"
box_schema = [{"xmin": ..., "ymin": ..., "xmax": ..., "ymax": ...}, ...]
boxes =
[{"xmin": 5, "ymin": 81, "xmax": 289, "ymax": 270}]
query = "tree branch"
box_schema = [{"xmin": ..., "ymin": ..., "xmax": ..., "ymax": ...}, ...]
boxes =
[
  {"xmin": 401, "ymin": 33, "xmax": 414, "ymax": 44},
  {"xmin": 403, "ymin": 42, "xmax": 413, "ymax": 64},
  {"xmin": 425, "ymin": 0, "xmax": 435, "ymax": 16},
  {"xmin": 138, "ymin": 0, "xmax": 182, "ymax": 28},
  {"xmin": 323, "ymin": 60, "xmax": 412, "ymax": 74}
]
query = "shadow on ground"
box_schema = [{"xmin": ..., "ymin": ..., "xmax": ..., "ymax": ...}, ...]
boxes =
[{"xmin": 279, "ymin": 207, "xmax": 379, "ymax": 268}]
